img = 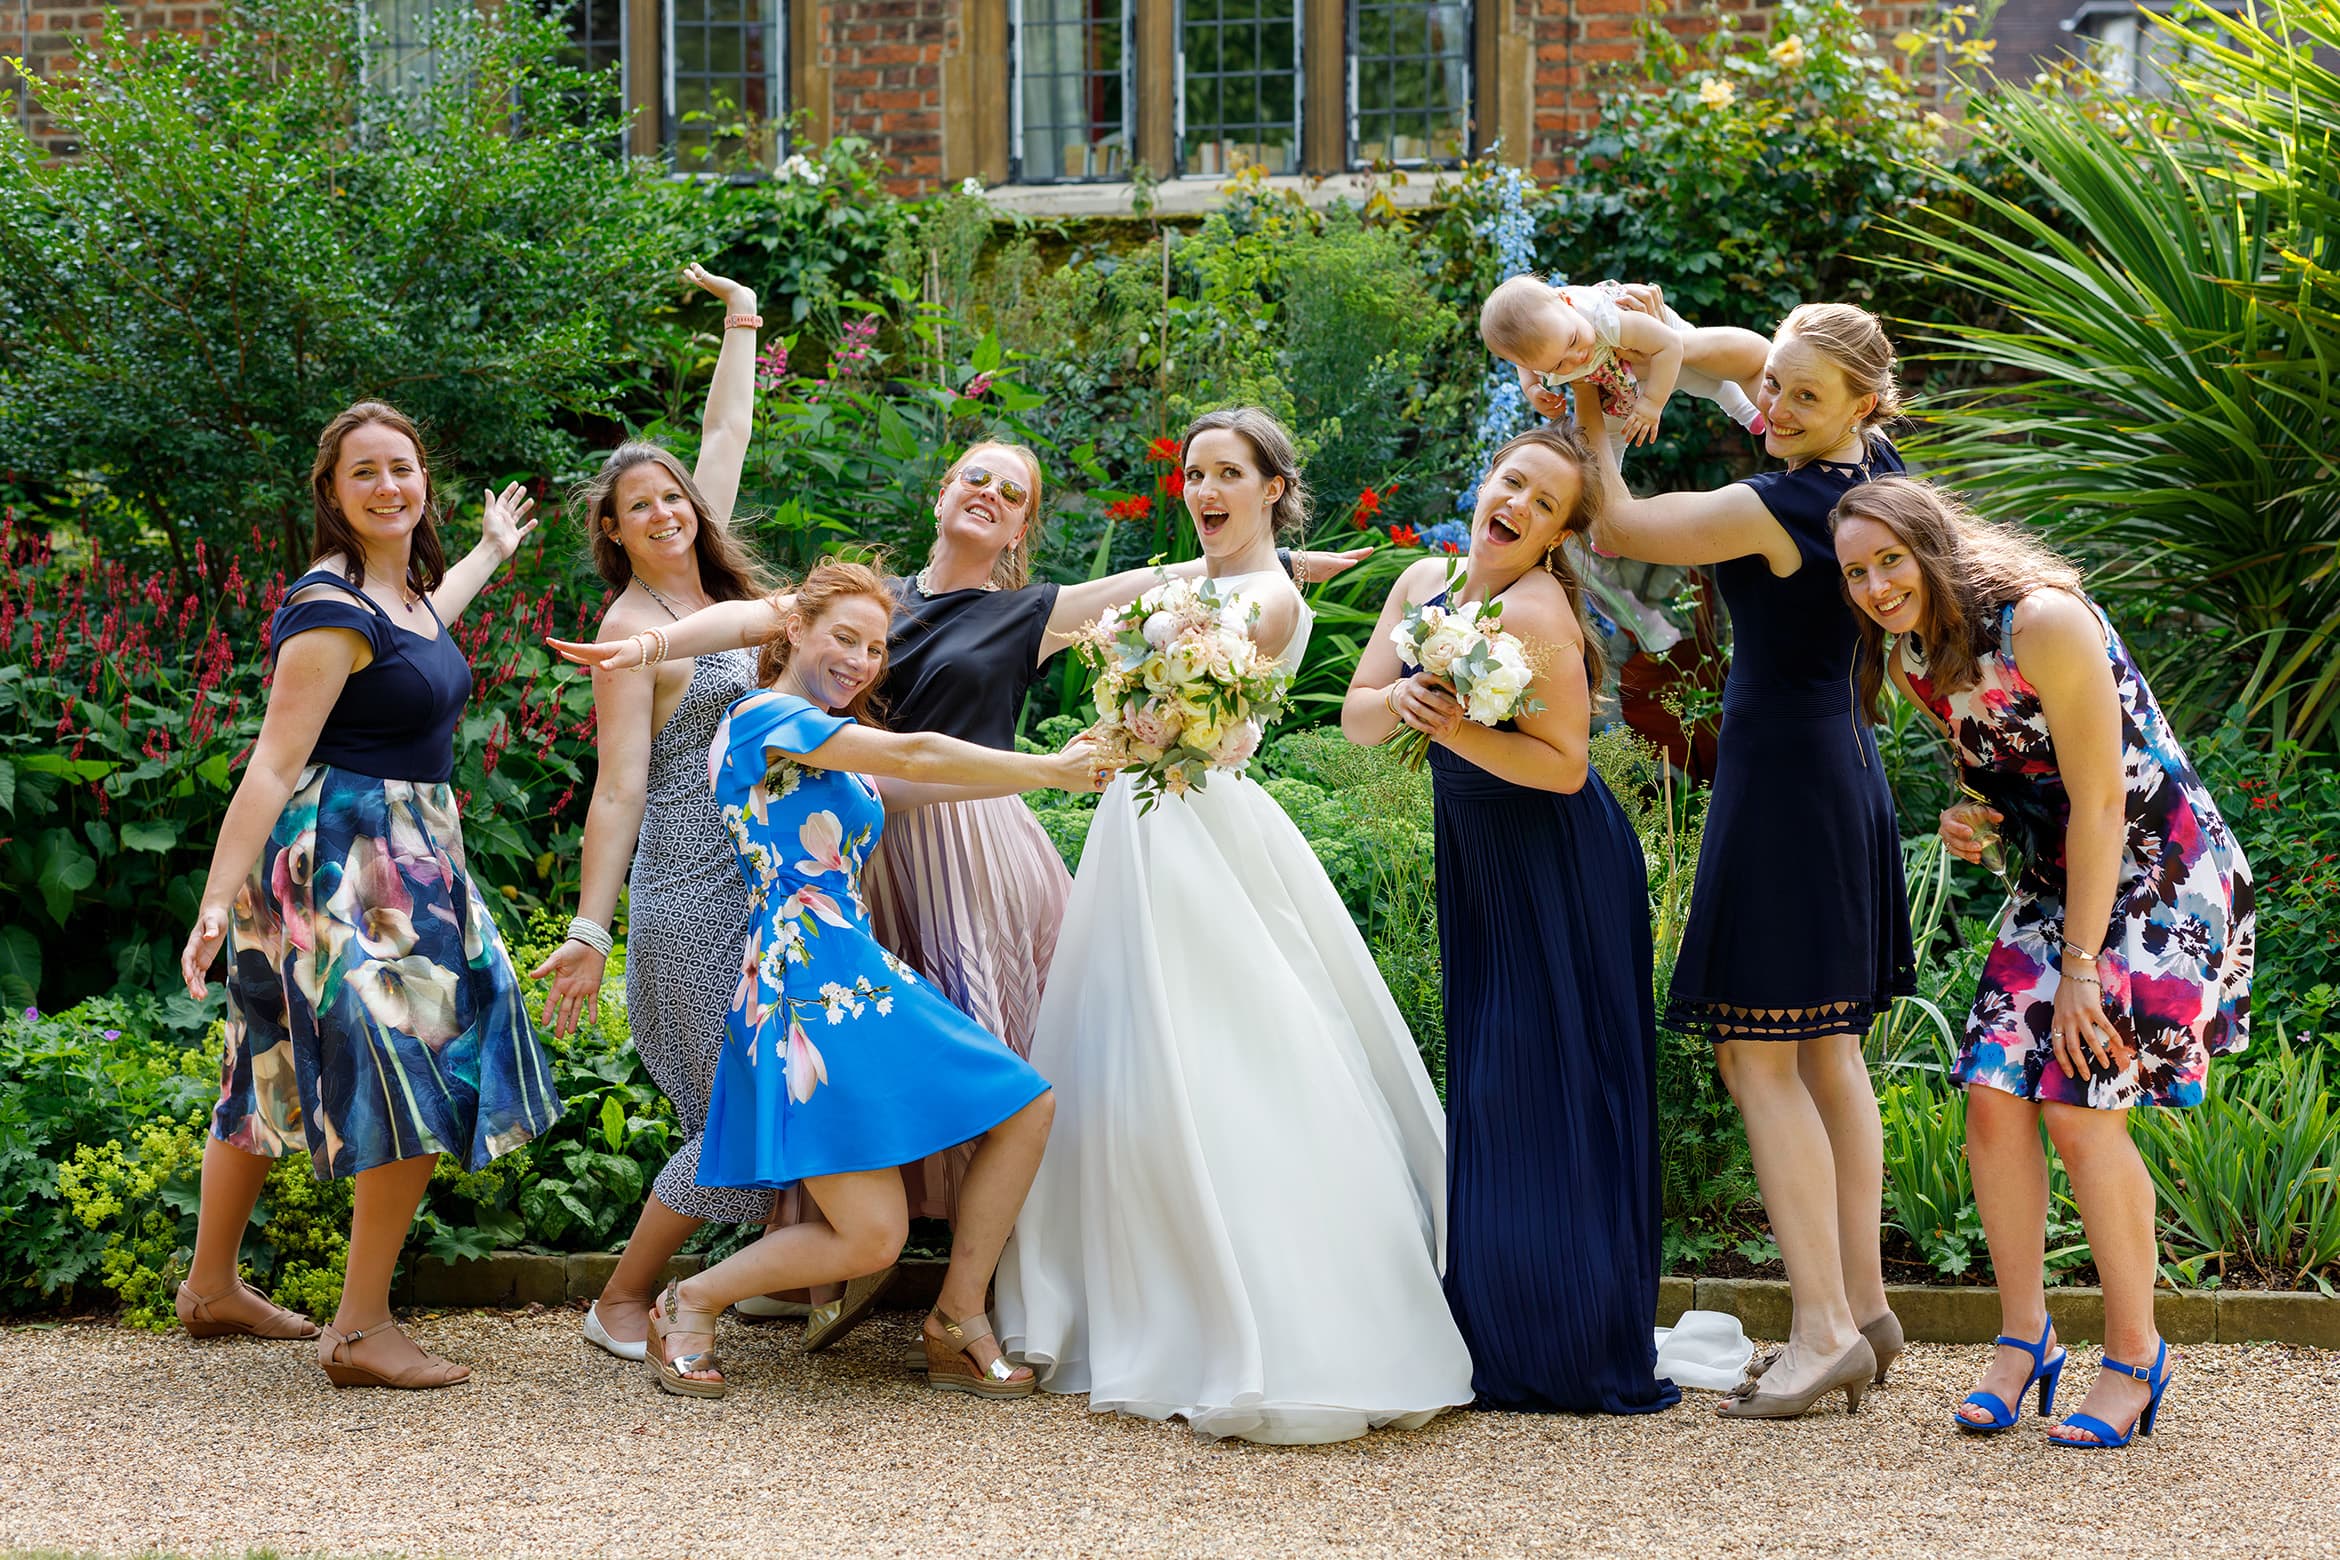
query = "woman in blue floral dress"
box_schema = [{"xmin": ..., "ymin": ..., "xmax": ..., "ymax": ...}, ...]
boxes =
[
  {"xmin": 613, "ymin": 559, "xmax": 1102, "ymax": 1401},
  {"xmin": 1835, "ymin": 478, "xmax": 2252, "ymax": 1451},
  {"xmin": 177, "ymin": 402, "xmax": 562, "ymax": 1389}
]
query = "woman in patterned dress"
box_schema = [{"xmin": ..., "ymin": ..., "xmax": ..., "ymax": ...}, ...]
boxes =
[
  {"xmin": 531, "ymin": 264, "xmax": 785, "ymax": 1362},
  {"xmin": 1834, "ymin": 477, "xmax": 2251, "ymax": 1449},
  {"xmin": 177, "ymin": 402, "xmax": 562, "ymax": 1387}
]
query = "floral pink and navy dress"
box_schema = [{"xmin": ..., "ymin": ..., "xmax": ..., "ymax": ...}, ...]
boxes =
[
  {"xmin": 1902, "ymin": 593, "xmax": 2254, "ymax": 1109},
  {"xmin": 695, "ymin": 691, "xmax": 1049, "ymax": 1189},
  {"xmin": 213, "ymin": 571, "xmax": 561, "ymax": 1178}
]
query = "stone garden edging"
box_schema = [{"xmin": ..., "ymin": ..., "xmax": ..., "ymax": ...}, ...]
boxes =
[{"xmin": 398, "ymin": 1254, "xmax": 2339, "ymax": 1349}]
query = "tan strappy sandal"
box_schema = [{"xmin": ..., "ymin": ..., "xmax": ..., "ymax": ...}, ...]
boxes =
[
  {"xmin": 176, "ymin": 1278, "xmax": 319, "ymax": 1340},
  {"xmin": 316, "ymin": 1321, "xmax": 470, "ymax": 1389},
  {"xmin": 801, "ymin": 1264, "xmax": 897, "ymax": 1353},
  {"xmin": 646, "ymin": 1281, "xmax": 727, "ymax": 1399},
  {"xmin": 921, "ymin": 1308, "xmax": 1037, "ymax": 1400}
]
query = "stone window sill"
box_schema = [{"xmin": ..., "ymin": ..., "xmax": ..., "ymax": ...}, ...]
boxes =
[{"xmin": 979, "ymin": 170, "xmax": 1449, "ymax": 219}]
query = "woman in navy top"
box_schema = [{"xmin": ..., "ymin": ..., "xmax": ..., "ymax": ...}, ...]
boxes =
[
  {"xmin": 1566, "ymin": 302, "xmax": 1915, "ymax": 1420},
  {"xmin": 177, "ymin": 401, "xmax": 561, "ymax": 1390}
]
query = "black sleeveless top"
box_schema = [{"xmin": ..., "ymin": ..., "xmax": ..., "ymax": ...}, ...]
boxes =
[
  {"xmin": 1719, "ymin": 437, "xmax": 1906, "ymax": 712},
  {"xmin": 879, "ymin": 575, "xmax": 1061, "ymax": 749},
  {"xmin": 266, "ymin": 569, "xmax": 473, "ymax": 783}
]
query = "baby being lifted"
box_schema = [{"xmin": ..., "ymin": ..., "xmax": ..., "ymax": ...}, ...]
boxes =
[{"xmin": 1480, "ymin": 275, "xmax": 1771, "ymax": 448}]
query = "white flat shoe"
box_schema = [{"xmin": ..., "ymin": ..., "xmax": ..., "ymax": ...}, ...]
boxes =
[
  {"xmin": 582, "ymin": 1301, "xmax": 647, "ymax": 1362},
  {"xmin": 731, "ymin": 1294, "xmax": 814, "ymax": 1322}
]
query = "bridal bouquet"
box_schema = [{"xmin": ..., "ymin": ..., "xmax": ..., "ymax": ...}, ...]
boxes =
[
  {"xmin": 1385, "ymin": 581, "xmax": 1542, "ymax": 768},
  {"xmin": 1076, "ymin": 574, "xmax": 1291, "ymax": 810}
]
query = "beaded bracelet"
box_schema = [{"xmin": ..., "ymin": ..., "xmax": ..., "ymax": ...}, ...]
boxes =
[
  {"xmin": 564, "ymin": 916, "xmax": 614, "ymax": 958},
  {"xmin": 724, "ymin": 312, "xmax": 763, "ymax": 331},
  {"xmin": 633, "ymin": 627, "xmax": 670, "ymax": 671}
]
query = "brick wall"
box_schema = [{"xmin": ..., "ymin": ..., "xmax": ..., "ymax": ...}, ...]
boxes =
[
  {"xmin": 3, "ymin": 1, "xmax": 222, "ymax": 155},
  {"xmin": 820, "ymin": 0, "xmax": 953, "ymax": 193}
]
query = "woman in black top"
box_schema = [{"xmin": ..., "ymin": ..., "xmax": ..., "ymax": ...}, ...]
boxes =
[
  {"xmin": 1566, "ymin": 302, "xmax": 1915, "ymax": 1421},
  {"xmin": 177, "ymin": 401, "xmax": 560, "ymax": 1388}
]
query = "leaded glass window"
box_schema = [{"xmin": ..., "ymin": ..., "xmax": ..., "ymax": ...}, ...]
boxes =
[
  {"xmin": 667, "ymin": 0, "xmax": 784, "ymax": 170},
  {"xmin": 1015, "ymin": 0, "xmax": 1132, "ymax": 181},
  {"xmin": 1349, "ymin": 0, "xmax": 1468, "ymax": 167},
  {"xmin": 1178, "ymin": 0, "xmax": 1300, "ymax": 177}
]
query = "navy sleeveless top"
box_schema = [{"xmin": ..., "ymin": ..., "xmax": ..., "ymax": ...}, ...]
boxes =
[
  {"xmin": 1718, "ymin": 436, "xmax": 1905, "ymax": 714},
  {"xmin": 267, "ymin": 569, "xmax": 473, "ymax": 783},
  {"xmin": 879, "ymin": 574, "xmax": 1061, "ymax": 749}
]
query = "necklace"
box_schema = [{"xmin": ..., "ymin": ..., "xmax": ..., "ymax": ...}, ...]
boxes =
[
  {"xmin": 636, "ymin": 580, "xmax": 704, "ymax": 621},
  {"xmin": 916, "ymin": 565, "xmax": 997, "ymax": 597}
]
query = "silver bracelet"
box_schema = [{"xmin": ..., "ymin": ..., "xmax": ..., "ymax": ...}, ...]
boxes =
[{"xmin": 564, "ymin": 916, "xmax": 614, "ymax": 958}]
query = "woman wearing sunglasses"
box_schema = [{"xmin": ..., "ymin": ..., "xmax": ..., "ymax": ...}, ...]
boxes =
[{"xmin": 553, "ymin": 439, "xmax": 1368, "ymax": 1347}]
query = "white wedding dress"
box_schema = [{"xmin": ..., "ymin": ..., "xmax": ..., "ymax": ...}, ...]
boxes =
[{"xmin": 995, "ymin": 571, "xmax": 1476, "ymax": 1444}]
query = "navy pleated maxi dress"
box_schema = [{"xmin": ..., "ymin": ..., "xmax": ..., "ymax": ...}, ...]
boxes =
[{"xmin": 1431, "ymin": 737, "xmax": 1680, "ymax": 1415}]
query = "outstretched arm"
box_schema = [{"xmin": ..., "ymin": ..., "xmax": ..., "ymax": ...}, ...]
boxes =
[
  {"xmin": 1039, "ymin": 547, "xmax": 1373, "ymax": 662},
  {"xmin": 549, "ymin": 594, "xmax": 788, "ymax": 671},
  {"xmin": 685, "ymin": 263, "xmax": 759, "ymax": 529},
  {"xmin": 782, "ymin": 721, "xmax": 1106, "ymax": 799},
  {"xmin": 1577, "ymin": 394, "xmax": 1799, "ymax": 572},
  {"xmin": 432, "ymin": 482, "xmax": 541, "ymax": 623}
]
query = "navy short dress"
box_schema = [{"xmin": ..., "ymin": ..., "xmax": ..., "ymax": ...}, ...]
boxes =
[{"xmin": 1664, "ymin": 442, "xmax": 1916, "ymax": 1042}]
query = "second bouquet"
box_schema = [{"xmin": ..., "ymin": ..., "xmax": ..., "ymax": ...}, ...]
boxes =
[{"xmin": 1075, "ymin": 573, "xmax": 1291, "ymax": 811}]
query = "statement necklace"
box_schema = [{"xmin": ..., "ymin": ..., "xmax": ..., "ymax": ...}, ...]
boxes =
[{"xmin": 916, "ymin": 565, "xmax": 997, "ymax": 596}]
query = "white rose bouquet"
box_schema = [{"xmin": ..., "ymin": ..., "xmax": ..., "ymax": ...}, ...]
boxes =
[
  {"xmin": 1075, "ymin": 573, "xmax": 1291, "ymax": 811},
  {"xmin": 1385, "ymin": 575, "xmax": 1543, "ymax": 768}
]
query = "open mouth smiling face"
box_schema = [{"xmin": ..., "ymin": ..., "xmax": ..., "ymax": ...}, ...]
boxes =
[
  {"xmin": 1835, "ymin": 515, "xmax": 1926, "ymax": 633},
  {"xmin": 612, "ymin": 462, "xmax": 699, "ymax": 557},
  {"xmin": 1182, "ymin": 428, "xmax": 1281, "ymax": 557},
  {"xmin": 334, "ymin": 425, "xmax": 430, "ymax": 544}
]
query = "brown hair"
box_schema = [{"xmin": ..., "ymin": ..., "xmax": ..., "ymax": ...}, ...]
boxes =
[
  {"xmin": 1180, "ymin": 406, "xmax": 1312, "ymax": 541},
  {"xmin": 572, "ymin": 442, "xmax": 777, "ymax": 602},
  {"xmin": 1479, "ymin": 274, "xmax": 1559, "ymax": 362},
  {"xmin": 924, "ymin": 441, "xmax": 1044, "ymax": 591},
  {"xmin": 1485, "ymin": 422, "xmax": 1610, "ymax": 696},
  {"xmin": 1775, "ymin": 303, "xmax": 1905, "ymax": 457},
  {"xmin": 1830, "ymin": 476, "xmax": 2085, "ymax": 722},
  {"xmin": 310, "ymin": 401, "xmax": 448, "ymax": 594},
  {"xmin": 754, "ymin": 556, "xmax": 895, "ymax": 726}
]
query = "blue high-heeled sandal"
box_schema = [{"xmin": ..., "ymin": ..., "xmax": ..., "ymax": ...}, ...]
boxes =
[
  {"xmin": 2049, "ymin": 1339, "xmax": 2173, "ymax": 1450},
  {"xmin": 1952, "ymin": 1318, "xmax": 2066, "ymax": 1435}
]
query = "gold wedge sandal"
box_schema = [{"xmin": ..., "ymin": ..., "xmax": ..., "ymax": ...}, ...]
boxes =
[
  {"xmin": 800, "ymin": 1264, "xmax": 897, "ymax": 1353},
  {"xmin": 646, "ymin": 1281, "xmax": 727, "ymax": 1399},
  {"xmin": 921, "ymin": 1308, "xmax": 1037, "ymax": 1400}
]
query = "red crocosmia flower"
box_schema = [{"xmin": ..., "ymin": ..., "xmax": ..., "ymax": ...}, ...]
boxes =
[
  {"xmin": 1105, "ymin": 495, "xmax": 1155, "ymax": 522},
  {"xmin": 1355, "ymin": 486, "xmax": 1383, "ymax": 520},
  {"xmin": 1391, "ymin": 524, "xmax": 1421, "ymax": 547},
  {"xmin": 1147, "ymin": 436, "xmax": 1181, "ymax": 463},
  {"xmin": 1163, "ymin": 469, "xmax": 1186, "ymax": 498},
  {"xmin": 1440, "ymin": 541, "xmax": 1460, "ymax": 554}
]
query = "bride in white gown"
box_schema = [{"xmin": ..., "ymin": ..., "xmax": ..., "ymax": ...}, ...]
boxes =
[{"xmin": 994, "ymin": 407, "xmax": 1476, "ymax": 1444}]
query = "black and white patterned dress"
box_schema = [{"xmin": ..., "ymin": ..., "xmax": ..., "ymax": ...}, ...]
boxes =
[{"xmin": 626, "ymin": 648, "xmax": 775, "ymax": 1222}]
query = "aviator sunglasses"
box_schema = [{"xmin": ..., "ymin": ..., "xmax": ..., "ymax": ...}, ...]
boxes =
[{"xmin": 956, "ymin": 465, "xmax": 1030, "ymax": 509}]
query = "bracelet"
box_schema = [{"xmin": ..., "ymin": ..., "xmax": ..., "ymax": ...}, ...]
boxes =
[
  {"xmin": 724, "ymin": 312, "xmax": 763, "ymax": 331},
  {"xmin": 1384, "ymin": 683, "xmax": 1401, "ymax": 715},
  {"xmin": 634, "ymin": 627, "xmax": 670, "ymax": 671},
  {"xmin": 2061, "ymin": 940, "xmax": 2099, "ymax": 964},
  {"xmin": 2064, "ymin": 973, "xmax": 2101, "ymax": 989},
  {"xmin": 564, "ymin": 917, "xmax": 614, "ymax": 958}
]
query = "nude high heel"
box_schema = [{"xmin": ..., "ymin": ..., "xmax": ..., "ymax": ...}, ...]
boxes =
[{"xmin": 1717, "ymin": 1336, "xmax": 1877, "ymax": 1420}]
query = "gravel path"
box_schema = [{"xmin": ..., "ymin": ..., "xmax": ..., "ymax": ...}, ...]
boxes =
[{"xmin": 3, "ymin": 1309, "xmax": 2333, "ymax": 1559}]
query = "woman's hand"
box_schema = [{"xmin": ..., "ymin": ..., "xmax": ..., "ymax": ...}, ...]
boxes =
[
  {"xmin": 549, "ymin": 634, "xmax": 647, "ymax": 673},
  {"xmin": 1295, "ymin": 546, "xmax": 1376, "ymax": 585},
  {"xmin": 1390, "ymin": 673, "xmax": 1465, "ymax": 743},
  {"xmin": 479, "ymin": 481, "xmax": 541, "ymax": 562},
  {"xmin": 1612, "ymin": 281, "xmax": 1668, "ymax": 316},
  {"xmin": 180, "ymin": 900, "xmax": 230, "ymax": 1001},
  {"xmin": 2049, "ymin": 959, "xmax": 2122, "ymax": 1081},
  {"xmin": 683, "ymin": 262, "xmax": 756, "ymax": 315},
  {"xmin": 530, "ymin": 939, "xmax": 607, "ymax": 1036},
  {"xmin": 1045, "ymin": 734, "xmax": 1115, "ymax": 795},
  {"xmin": 1939, "ymin": 802, "xmax": 2003, "ymax": 865}
]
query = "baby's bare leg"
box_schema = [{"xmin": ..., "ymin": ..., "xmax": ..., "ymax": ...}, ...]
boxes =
[{"xmin": 1680, "ymin": 324, "xmax": 1772, "ymax": 398}]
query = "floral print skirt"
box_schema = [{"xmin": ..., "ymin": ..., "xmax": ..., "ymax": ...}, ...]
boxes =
[{"xmin": 211, "ymin": 763, "xmax": 562, "ymax": 1179}]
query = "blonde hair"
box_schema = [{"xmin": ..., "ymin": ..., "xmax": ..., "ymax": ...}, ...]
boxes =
[
  {"xmin": 1829, "ymin": 477, "xmax": 2084, "ymax": 722},
  {"xmin": 1484, "ymin": 422, "xmax": 1610, "ymax": 696},
  {"xmin": 1776, "ymin": 302, "xmax": 1904, "ymax": 437},
  {"xmin": 754, "ymin": 556, "xmax": 896, "ymax": 726},
  {"xmin": 1479, "ymin": 274, "xmax": 1559, "ymax": 363},
  {"xmin": 926, "ymin": 441, "xmax": 1044, "ymax": 591},
  {"xmin": 1180, "ymin": 406, "xmax": 1312, "ymax": 540}
]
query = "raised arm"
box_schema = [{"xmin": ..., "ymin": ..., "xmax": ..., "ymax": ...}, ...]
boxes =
[
  {"xmin": 1577, "ymin": 394, "xmax": 1799, "ymax": 573},
  {"xmin": 684, "ymin": 262, "xmax": 759, "ymax": 529},
  {"xmin": 2010, "ymin": 589, "xmax": 2128, "ymax": 1082},
  {"xmin": 1039, "ymin": 548, "xmax": 1373, "ymax": 662},
  {"xmin": 180, "ymin": 627, "xmax": 362, "ymax": 997},
  {"xmin": 432, "ymin": 481, "xmax": 541, "ymax": 623},
  {"xmin": 548, "ymin": 594, "xmax": 787, "ymax": 672}
]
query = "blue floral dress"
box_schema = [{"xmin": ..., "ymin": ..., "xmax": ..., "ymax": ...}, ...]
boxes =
[
  {"xmin": 1903, "ymin": 594, "xmax": 2254, "ymax": 1109},
  {"xmin": 696, "ymin": 691, "xmax": 1050, "ymax": 1189}
]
